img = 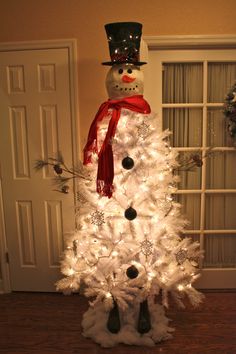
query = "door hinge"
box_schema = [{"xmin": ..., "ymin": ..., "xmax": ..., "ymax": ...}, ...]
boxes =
[{"xmin": 5, "ymin": 252, "xmax": 9, "ymax": 263}]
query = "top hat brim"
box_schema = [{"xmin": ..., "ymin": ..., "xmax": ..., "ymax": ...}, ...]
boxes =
[{"xmin": 102, "ymin": 61, "xmax": 147, "ymax": 66}]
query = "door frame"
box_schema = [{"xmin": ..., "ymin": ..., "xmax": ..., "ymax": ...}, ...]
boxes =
[{"xmin": 0, "ymin": 39, "xmax": 80, "ymax": 293}]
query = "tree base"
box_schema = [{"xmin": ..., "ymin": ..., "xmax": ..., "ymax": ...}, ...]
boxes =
[{"xmin": 82, "ymin": 299, "xmax": 174, "ymax": 347}]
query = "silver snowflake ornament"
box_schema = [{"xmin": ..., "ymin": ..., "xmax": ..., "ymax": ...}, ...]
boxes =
[
  {"xmin": 77, "ymin": 192, "xmax": 87, "ymax": 204},
  {"xmin": 140, "ymin": 239, "xmax": 154, "ymax": 256},
  {"xmin": 137, "ymin": 122, "xmax": 151, "ymax": 139},
  {"xmin": 176, "ymin": 249, "xmax": 188, "ymax": 264},
  {"xmin": 90, "ymin": 210, "xmax": 105, "ymax": 226}
]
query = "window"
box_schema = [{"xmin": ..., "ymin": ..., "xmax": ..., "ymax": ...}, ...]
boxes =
[{"xmin": 145, "ymin": 43, "xmax": 236, "ymax": 288}]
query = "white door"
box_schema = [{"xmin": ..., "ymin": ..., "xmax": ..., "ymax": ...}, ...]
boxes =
[{"xmin": 0, "ymin": 48, "xmax": 76, "ymax": 291}]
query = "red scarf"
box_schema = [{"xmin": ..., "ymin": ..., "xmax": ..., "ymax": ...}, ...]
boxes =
[{"xmin": 83, "ymin": 95, "xmax": 151, "ymax": 198}]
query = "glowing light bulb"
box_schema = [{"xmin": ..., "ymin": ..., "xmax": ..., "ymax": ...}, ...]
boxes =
[
  {"xmin": 147, "ymin": 271, "xmax": 156, "ymax": 280},
  {"xmin": 161, "ymin": 276, "xmax": 167, "ymax": 283},
  {"xmin": 67, "ymin": 268, "xmax": 75, "ymax": 276},
  {"xmin": 150, "ymin": 150, "xmax": 156, "ymax": 157},
  {"xmin": 152, "ymin": 215, "xmax": 159, "ymax": 222},
  {"xmin": 156, "ymin": 259, "xmax": 163, "ymax": 266},
  {"xmin": 177, "ymin": 284, "xmax": 184, "ymax": 291},
  {"xmin": 112, "ymin": 251, "xmax": 118, "ymax": 257},
  {"xmin": 98, "ymin": 198, "xmax": 106, "ymax": 208},
  {"xmin": 141, "ymin": 184, "xmax": 149, "ymax": 192}
]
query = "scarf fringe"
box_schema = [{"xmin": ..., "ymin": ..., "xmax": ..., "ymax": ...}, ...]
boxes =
[{"xmin": 97, "ymin": 180, "xmax": 114, "ymax": 199}]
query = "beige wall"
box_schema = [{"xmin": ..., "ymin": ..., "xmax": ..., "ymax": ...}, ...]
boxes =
[{"xmin": 0, "ymin": 0, "xmax": 236, "ymax": 152}]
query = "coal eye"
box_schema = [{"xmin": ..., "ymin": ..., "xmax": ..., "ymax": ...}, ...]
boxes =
[
  {"xmin": 127, "ymin": 68, "xmax": 132, "ymax": 74},
  {"xmin": 118, "ymin": 68, "xmax": 123, "ymax": 74}
]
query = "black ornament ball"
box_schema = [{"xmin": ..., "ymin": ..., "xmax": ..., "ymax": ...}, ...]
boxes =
[
  {"xmin": 122, "ymin": 156, "xmax": 134, "ymax": 170},
  {"xmin": 126, "ymin": 265, "xmax": 139, "ymax": 279},
  {"xmin": 54, "ymin": 164, "xmax": 63, "ymax": 175},
  {"xmin": 61, "ymin": 185, "xmax": 69, "ymax": 194},
  {"xmin": 124, "ymin": 207, "xmax": 137, "ymax": 220}
]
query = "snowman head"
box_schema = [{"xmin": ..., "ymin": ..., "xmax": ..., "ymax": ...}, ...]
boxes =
[{"xmin": 105, "ymin": 63, "xmax": 144, "ymax": 100}]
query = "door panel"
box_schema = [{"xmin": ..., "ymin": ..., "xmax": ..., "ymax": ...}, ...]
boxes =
[{"xmin": 0, "ymin": 48, "xmax": 75, "ymax": 291}]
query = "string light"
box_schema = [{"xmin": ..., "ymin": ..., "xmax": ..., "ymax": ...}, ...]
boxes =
[
  {"xmin": 147, "ymin": 271, "xmax": 156, "ymax": 280},
  {"xmin": 141, "ymin": 184, "xmax": 149, "ymax": 192},
  {"xmin": 152, "ymin": 215, "xmax": 160, "ymax": 222},
  {"xmin": 67, "ymin": 269, "xmax": 75, "ymax": 276},
  {"xmin": 177, "ymin": 284, "xmax": 184, "ymax": 291},
  {"xmin": 161, "ymin": 276, "xmax": 167, "ymax": 283},
  {"xmin": 112, "ymin": 251, "xmax": 119, "ymax": 257}
]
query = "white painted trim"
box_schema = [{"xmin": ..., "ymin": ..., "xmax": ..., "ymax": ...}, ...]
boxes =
[
  {"xmin": 143, "ymin": 35, "xmax": 236, "ymax": 50},
  {"xmin": 0, "ymin": 39, "xmax": 77, "ymax": 51},
  {"xmin": 0, "ymin": 39, "xmax": 80, "ymax": 292}
]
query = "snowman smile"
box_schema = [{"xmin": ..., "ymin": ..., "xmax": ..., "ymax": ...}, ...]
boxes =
[{"xmin": 114, "ymin": 84, "xmax": 138, "ymax": 92}]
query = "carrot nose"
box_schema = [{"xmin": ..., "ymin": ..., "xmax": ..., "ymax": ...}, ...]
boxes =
[{"xmin": 122, "ymin": 75, "xmax": 136, "ymax": 83}]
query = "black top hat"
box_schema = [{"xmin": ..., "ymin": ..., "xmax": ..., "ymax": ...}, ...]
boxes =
[{"xmin": 102, "ymin": 22, "xmax": 146, "ymax": 66}]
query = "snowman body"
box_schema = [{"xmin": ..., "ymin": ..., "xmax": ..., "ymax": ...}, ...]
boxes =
[{"xmin": 81, "ymin": 64, "xmax": 174, "ymax": 346}]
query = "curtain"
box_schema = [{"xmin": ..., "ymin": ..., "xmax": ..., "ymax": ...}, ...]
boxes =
[
  {"xmin": 205, "ymin": 63, "xmax": 236, "ymax": 267},
  {"xmin": 163, "ymin": 62, "xmax": 236, "ymax": 268}
]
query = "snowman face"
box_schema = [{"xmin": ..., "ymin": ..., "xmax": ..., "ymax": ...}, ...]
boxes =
[{"xmin": 105, "ymin": 63, "xmax": 144, "ymax": 99}]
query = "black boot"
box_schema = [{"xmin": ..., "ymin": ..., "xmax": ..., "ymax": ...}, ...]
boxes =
[
  {"xmin": 137, "ymin": 299, "xmax": 151, "ymax": 334},
  {"xmin": 107, "ymin": 300, "xmax": 121, "ymax": 333}
]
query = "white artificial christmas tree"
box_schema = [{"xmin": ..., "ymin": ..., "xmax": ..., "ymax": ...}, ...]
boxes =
[{"xmin": 56, "ymin": 22, "xmax": 203, "ymax": 347}]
